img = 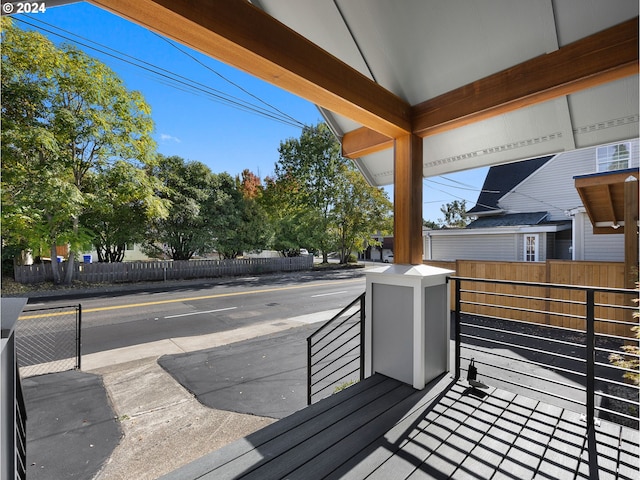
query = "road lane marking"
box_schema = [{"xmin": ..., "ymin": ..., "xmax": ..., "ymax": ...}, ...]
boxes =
[
  {"xmin": 164, "ymin": 307, "xmax": 237, "ymax": 319},
  {"xmin": 18, "ymin": 278, "xmax": 362, "ymax": 319},
  {"xmin": 310, "ymin": 291, "xmax": 348, "ymax": 298}
]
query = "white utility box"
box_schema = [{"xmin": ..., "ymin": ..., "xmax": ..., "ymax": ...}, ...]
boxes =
[{"xmin": 365, "ymin": 264, "xmax": 453, "ymax": 389}]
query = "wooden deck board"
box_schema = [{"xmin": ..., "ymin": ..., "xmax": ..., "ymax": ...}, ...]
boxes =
[
  {"xmin": 160, "ymin": 373, "xmax": 640, "ymax": 480},
  {"xmin": 210, "ymin": 378, "xmax": 411, "ymax": 479}
]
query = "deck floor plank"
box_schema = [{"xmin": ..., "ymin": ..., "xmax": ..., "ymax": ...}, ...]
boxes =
[
  {"xmin": 214, "ymin": 378, "xmax": 409, "ymax": 479},
  {"xmin": 236, "ymin": 382, "xmax": 418, "ymax": 479},
  {"xmin": 326, "ymin": 376, "xmax": 457, "ymax": 480},
  {"xmin": 160, "ymin": 374, "xmax": 640, "ymax": 480}
]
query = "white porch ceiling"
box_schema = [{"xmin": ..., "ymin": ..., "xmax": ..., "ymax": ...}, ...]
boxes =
[{"xmin": 252, "ymin": 0, "xmax": 639, "ymax": 186}]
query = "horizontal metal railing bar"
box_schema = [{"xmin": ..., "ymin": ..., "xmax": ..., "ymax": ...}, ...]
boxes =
[
  {"xmin": 461, "ymin": 300, "xmax": 586, "ymax": 320},
  {"xmin": 461, "ymin": 333, "xmax": 586, "ymax": 365},
  {"xmin": 461, "ymin": 346, "xmax": 586, "ymax": 379},
  {"xmin": 594, "ymin": 404, "xmax": 640, "ymax": 422},
  {"xmin": 310, "ymin": 321, "xmax": 359, "ymax": 360},
  {"xmin": 594, "ymin": 375, "xmax": 640, "ymax": 391},
  {"xmin": 460, "ymin": 312, "xmax": 588, "ymax": 336},
  {"xmin": 459, "ymin": 288, "xmax": 585, "ymax": 304},
  {"xmin": 595, "ymin": 345, "xmax": 640, "ymax": 358},
  {"xmin": 460, "ymin": 354, "xmax": 586, "ymax": 392},
  {"xmin": 460, "ymin": 290, "xmax": 636, "ymax": 314},
  {"xmin": 310, "ymin": 366, "xmax": 360, "ymax": 395},
  {"xmin": 310, "ymin": 343, "xmax": 360, "ymax": 379},
  {"xmin": 460, "ymin": 321, "xmax": 586, "ymax": 350},
  {"xmin": 22, "ymin": 304, "xmax": 80, "ymax": 313},
  {"xmin": 594, "ymin": 302, "xmax": 637, "ymax": 311},
  {"xmin": 594, "ymin": 317, "xmax": 639, "ymax": 328},
  {"xmin": 450, "ymin": 276, "xmax": 638, "ymax": 295},
  {"xmin": 595, "ymin": 330, "xmax": 640, "ymax": 343},
  {"xmin": 594, "ymin": 360, "xmax": 640, "ymax": 375},
  {"xmin": 310, "ymin": 329, "xmax": 360, "ymax": 366},
  {"xmin": 308, "ymin": 293, "xmax": 364, "ymax": 342},
  {"xmin": 309, "ymin": 311, "xmax": 359, "ymax": 350},
  {"xmin": 595, "ymin": 390, "xmax": 640, "ymax": 407},
  {"xmin": 459, "ymin": 288, "xmax": 586, "ymax": 306}
]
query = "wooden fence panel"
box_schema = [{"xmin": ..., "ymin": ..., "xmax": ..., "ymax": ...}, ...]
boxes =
[
  {"xmin": 14, "ymin": 256, "xmax": 314, "ymax": 285},
  {"xmin": 425, "ymin": 259, "xmax": 634, "ymax": 338}
]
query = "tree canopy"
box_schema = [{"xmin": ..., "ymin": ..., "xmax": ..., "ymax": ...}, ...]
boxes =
[
  {"xmin": 2, "ymin": 19, "xmax": 394, "ymax": 276},
  {"xmin": 438, "ymin": 200, "xmax": 470, "ymax": 228},
  {"xmin": 1, "ymin": 18, "xmax": 157, "ymax": 282},
  {"xmin": 266, "ymin": 122, "xmax": 392, "ymax": 263}
]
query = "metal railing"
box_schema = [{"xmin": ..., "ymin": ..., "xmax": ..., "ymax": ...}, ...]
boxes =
[
  {"xmin": 16, "ymin": 305, "xmax": 82, "ymax": 377},
  {"xmin": 2, "ymin": 298, "xmax": 28, "ymax": 480},
  {"xmin": 15, "ymin": 363, "xmax": 27, "ymax": 480},
  {"xmin": 452, "ymin": 276, "xmax": 639, "ymax": 429},
  {"xmin": 307, "ymin": 293, "xmax": 365, "ymax": 405}
]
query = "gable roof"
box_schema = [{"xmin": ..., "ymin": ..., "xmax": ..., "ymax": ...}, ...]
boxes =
[{"xmin": 467, "ymin": 156, "xmax": 554, "ymax": 215}]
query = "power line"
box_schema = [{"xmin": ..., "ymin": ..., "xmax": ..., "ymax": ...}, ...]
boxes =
[
  {"xmin": 426, "ymin": 176, "xmax": 564, "ymax": 212},
  {"xmin": 425, "ymin": 177, "xmax": 499, "ymax": 193},
  {"xmin": 154, "ymin": 33, "xmax": 305, "ymax": 128},
  {"xmin": 13, "ymin": 16, "xmax": 307, "ymax": 129},
  {"xmin": 424, "ymin": 183, "xmax": 500, "ymax": 212}
]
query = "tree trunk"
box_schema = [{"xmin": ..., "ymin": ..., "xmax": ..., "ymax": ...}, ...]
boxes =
[
  {"xmin": 63, "ymin": 250, "xmax": 75, "ymax": 285},
  {"xmin": 50, "ymin": 243, "xmax": 61, "ymax": 284},
  {"xmin": 62, "ymin": 215, "xmax": 79, "ymax": 284}
]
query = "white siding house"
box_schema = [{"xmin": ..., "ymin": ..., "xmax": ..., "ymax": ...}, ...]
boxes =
[{"xmin": 424, "ymin": 139, "xmax": 638, "ymax": 262}]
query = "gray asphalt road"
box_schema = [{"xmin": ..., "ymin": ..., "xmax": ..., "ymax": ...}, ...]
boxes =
[{"xmin": 21, "ymin": 269, "xmax": 366, "ymax": 356}]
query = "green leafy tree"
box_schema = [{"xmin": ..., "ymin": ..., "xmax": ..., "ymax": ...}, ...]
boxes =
[
  {"xmin": 439, "ymin": 200, "xmax": 470, "ymax": 228},
  {"xmin": 211, "ymin": 171, "xmax": 271, "ymax": 259},
  {"xmin": 260, "ymin": 176, "xmax": 314, "ymax": 257},
  {"xmin": 267, "ymin": 122, "xmax": 393, "ymax": 263},
  {"xmin": 273, "ymin": 123, "xmax": 345, "ymax": 262},
  {"xmin": 81, "ymin": 161, "xmax": 168, "ymax": 262},
  {"xmin": 144, "ymin": 155, "xmax": 217, "ymax": 260},
  {"xmin": 209, "ymin": 172, "xmax": 270, "ymax": 259},
  {"xmin": 1, "ymin": 19, "xmax": 155, "ymax": 282},
  {"xmin": 331, "ymin": 165, "xmax": 393, "ymax": 263}
]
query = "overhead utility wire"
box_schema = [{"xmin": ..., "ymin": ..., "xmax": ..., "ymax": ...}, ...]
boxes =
[
  {"xmin": 427, "ymin": 175, "xmax": 565, "ymax": 212},
  {"xmin": 15, "ymin": 16, "xmax": 306, "ymax": 129},
  {"xmin": 425, "ymin": 177, "xmax": 500, "ymax": 193},
  {"xmin": 154, "ymin": 33, "xmax": 305, "ymax": 128},
  {"xmin": 424, "ymin": 182, "xmax": 500, "ymax": 211},
  {"xmin": 437, "ymin": 174, "xmax": 487, "ymax": 190}
]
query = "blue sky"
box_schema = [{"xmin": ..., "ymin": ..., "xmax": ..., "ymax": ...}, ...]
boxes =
[{"xmin": 9, "ymin": 2, "xmax": 488, "ymax": 223}]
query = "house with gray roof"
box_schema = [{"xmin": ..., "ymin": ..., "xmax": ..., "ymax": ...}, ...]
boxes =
[{"xmin": 424, "ymin": 139, "xmax": 639, "ymax": 262}]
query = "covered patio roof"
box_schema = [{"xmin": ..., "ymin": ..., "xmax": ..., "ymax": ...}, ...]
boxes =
[
  {"xmin": 574, "ymin": 168, "xmax": 638, "ymax": 287},
  {"xmin": 87, "ymin": 0, "xmax": 639, "ymax": 264}
]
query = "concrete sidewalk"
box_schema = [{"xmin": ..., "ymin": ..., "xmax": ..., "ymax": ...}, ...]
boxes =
[{"xmin": 23, "ymin": 309, "xmax": 338, "ymax": 479}]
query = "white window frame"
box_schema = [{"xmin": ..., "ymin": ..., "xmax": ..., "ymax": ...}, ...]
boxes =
[
  {"xmin": 524, "ymin": 234, "xmax": 539, "ymax": 262},
  {"xmin": 596, "ymin": 142, "xmax": 631, "ymax": 172}
]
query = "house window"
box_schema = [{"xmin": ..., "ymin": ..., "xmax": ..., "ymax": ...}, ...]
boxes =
[
  {"xmin": 596, "ymin": 143, "xmax": 631, "ymax": 172},
  {"xmin": 524, "ymin": 234, "xmax": 539, "ymax": 262}
]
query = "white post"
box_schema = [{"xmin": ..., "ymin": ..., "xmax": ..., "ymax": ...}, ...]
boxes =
[{"xmin": 365, "ymin": 264, "xmax": 453, "ymax": 389}]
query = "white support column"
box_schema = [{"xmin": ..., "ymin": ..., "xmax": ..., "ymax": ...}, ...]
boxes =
[{"xmin": 365, "ymin": 264, "xmax": 453, "ymax": 390}]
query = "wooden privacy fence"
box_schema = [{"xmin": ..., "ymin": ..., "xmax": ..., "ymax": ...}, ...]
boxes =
[
  {"xmin": 424, "ymin": 259, "xmax": 637, "ymax": 338},
  {"xmin": 14, "ymin": 256, "xmax": 314, "ymax": 284}
]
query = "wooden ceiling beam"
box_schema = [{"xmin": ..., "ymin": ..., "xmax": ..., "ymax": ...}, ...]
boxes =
[
  {"xmin": 341, "ymin": 128, "xmax": 393, "ymax": 158},
  {"xmin": 88, "ymin": 0, "xmax": 412, "ymax": 138},
  {"xmin": 412, "ymin": 17, "xmax": 638, "ymax": 138},
  {"xmin": 343, "ymin": 17, "xmax": 638, "ymax": 158},
  {"xmin": 604, "ymin": 184, "xmax": 619, "ymax": 224}
]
